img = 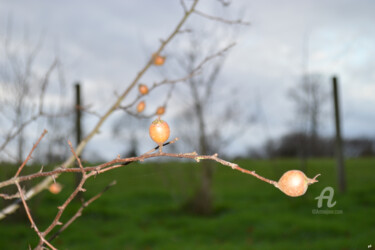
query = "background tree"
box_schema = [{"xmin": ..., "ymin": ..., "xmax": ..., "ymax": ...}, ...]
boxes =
[
  {"xmin": 172, "ymin": 29, "xmax": 251, "ymax": 214},
  {"xmin": 112, "ymin": 113, "xmax": 148, "ymax": 158},
  {"xmin": 0, "ymin": 21, "xmax": 69, "ymax": 164},
  {"xmin": 287, "ymin": 73, "xmax": 329, "ymax": 159}
]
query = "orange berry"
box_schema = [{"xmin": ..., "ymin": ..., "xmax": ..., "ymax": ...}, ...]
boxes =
[
  {"xmin": 276, "ymin": 170, "xmax": 319, "ymax": 197},
  {"xmin": 156, "ymin": 106, "xmax": 165, "ymax": 115},
  {"xmin": 137, "ymin": 101, "xmax": 146, "ymax": 113},
  {"xmin": 152, "ymin": 53, "xmax": 165, "ymax": 66},
  {"xmin": 138, "ymin": 84, "xmax": 149, "ymax": 95},
  {"xmin": 149, "ymin": 118, "xmax": 170, "ymax": 145},
  {"xmin": 48, "ymin": 182, "xmax": 62, "ymax": 194}
]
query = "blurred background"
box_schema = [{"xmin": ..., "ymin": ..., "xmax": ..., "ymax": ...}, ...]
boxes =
[{"xmin": 0, "ymin": 0, "xmax": 374, "ymax": 249}]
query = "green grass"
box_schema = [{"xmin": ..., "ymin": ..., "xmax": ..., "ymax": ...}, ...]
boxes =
[{"xmin": 1, "ymin": 158, "xmax": 374, "ymax": 249}]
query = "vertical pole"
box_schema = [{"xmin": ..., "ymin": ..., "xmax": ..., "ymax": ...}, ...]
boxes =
[
  {"xmin": 332, "ymin": 76, "xmax": 346, "ymax": 193},
  {"xmin": 75, "ymin": 83, "xmax": 82, "ymax": 192}
]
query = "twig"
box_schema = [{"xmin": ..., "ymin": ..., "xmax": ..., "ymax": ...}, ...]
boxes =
[
  {"xmin": 142, "ymin": 137, "xmax": 180, "ymax": 155},
  {"xmin": 39, "ymin": 59, "xmax": 59, "ymax": 114},
  {"xmin": 15, "ymin": 182, "xmax": 56, "ymax": 250},
  {"xmin": 14, "ymin": 129, "xmax": 48, "ymax": 178},
  {"xmin": 218, "ymin": 0, "xmax": 231, "ymax": 7},
  {"xmin": 194, "ymin": 9, "xmax": 250, "ymax": 25},
  {"xmin": 0, "ymin": 114, "xmax": 40, "ymax": 153},
  {"xmin": 1, "ymin": 144, "xmax": 290, "ymax": 189},
  {"xmin": 2, "ymin": 135, "xmax": 320, "ymax": 249},
  {"xmin": 0, "ymin": 192, "xmax": 21, "ymax": 200},
  {"xmin": 118, "ymin": 42, "xmax": 236, "ymax": 117},
  {"xmin": 40, "ymin": 143, "xmax": 88, "ymax": 240},
  {"xmin": 180, "ymin": 0, "xmax": 188, "ymax": 13},
  {"xmin": 68, "ymin": 140, "xmax": 84, "ymax": 174},
  {"xmin": 48, "ymin": 180, "xmax": 117, "ymax": 243}
]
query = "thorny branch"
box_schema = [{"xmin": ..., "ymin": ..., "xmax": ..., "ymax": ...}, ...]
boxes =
[
  {"xmin": 47, "ymin": 180, "xmax": 117, "ymax": 243},
  {"xmin": 14, "ymin": 129, "xmax": 48, "ymax": 178},
  {"xmin": 15, "ymin": 181, "xmax": 57, "ymax": 250},
  {"xmin": 0, "ymin": 1, "xmax": 261, "ymax": 248},
  {"xmin": 0, "ymin": 137, "xmax": 278, "ymax": 190},
  {"xmin": 119, "ymin": 43, "xmax": 236, "ymax": 118},
  {"xmin": 0, "ymin": 0, "xmax": 200, "ymax": 220},
  {"xmin": 0, "ymin": 0, "xmax": 250, "ymax": 220},
  {"xmin": 1, "ymin": 129, "xmax": 320, "ymax": 248}
]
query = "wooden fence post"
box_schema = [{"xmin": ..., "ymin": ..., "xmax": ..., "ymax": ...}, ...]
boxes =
[
  {"xmin": 75, "ymin": 83, "xmax": 82, "ymax": 193},
  {"xmin": 332, "ymin": 76, "xmax": 346, "ymax": 193}
]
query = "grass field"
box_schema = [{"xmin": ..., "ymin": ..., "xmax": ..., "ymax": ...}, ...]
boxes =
[{"xmin": 1, "ymin": 158, "xmax": 374, "ymax": 249}]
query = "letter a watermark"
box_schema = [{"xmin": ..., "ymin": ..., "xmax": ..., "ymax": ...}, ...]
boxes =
[{"xmin": 315, "ymin": 186, "xmax": 337, "ymax": 208}]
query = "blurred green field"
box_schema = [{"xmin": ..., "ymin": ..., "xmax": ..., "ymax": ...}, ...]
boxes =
[{"xmin": 0, "ymin": 158, "xmax": 374, "ymax": 249}]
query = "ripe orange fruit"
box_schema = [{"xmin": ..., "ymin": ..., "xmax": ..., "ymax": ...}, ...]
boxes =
[
  {"xmin": 149, "ymin": 118, "xmax": 170, "ymax": 145},
  {"xmin": 138, "ymin": 84, "xmax": 149, "ymax": 95},
  {"xmin": 276, "ymin": 170, "xmax": 319, "ymax": 197},
  {"xmin": 152, "ymin": 53, "xmax": 165, "ymax": 66},
  {"xmin": 137, "ymin": 101, "xmax": 146, "ymax": 113},
  {"xmin": 156, "ymin": 106, "xmax": 165, "ymax": 115},
  {"xmin": 48, "ymin": 182, "xmax": 62, "ymax": 194}
]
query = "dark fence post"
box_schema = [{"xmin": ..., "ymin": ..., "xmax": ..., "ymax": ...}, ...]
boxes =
[
  {"xmin": 332, "ymin": 76, "xmax": 346, "ymax": 193},
  {"xmin": 75, "ymin": 83, "xmax": 82, "ymax": 193}
]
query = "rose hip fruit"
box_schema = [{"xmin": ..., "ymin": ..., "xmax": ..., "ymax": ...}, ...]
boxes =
[
  {"xmin": 152, "ymin": 53, "xmax": 165, "ymax": 66},
  {"xmin": 49, "ymin": 182, "xmax": 62, "ymax": 194},
  {"xmin": 156, "ymin": 106, "xmax": 165, "ymax": 115},
  {"xmin": 138, "ymin": 84, "xmax": 149, "ymax": 95},
  {"xmin": 276, "ymin": 170, "xmax": 320, "ymax": 197},
  {"xmin": 149, "ymin": 118, "xmax": 170, "ymax": 145},
  {"xmin": 137, "ymin": 101, "xmax": 146, "ymax": 113}
]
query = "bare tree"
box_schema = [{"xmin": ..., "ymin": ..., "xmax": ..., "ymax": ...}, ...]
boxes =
[
  {"xmin": 0, "ymin": 21, "xmax": 69, "ymax": 163},
  {"xmin": 288, "ymin": 73, "xmax": 329, "ymax": 158},
  {"xmin": 173, "ymin": 29, "xmax": 251, "ymax": 214}
]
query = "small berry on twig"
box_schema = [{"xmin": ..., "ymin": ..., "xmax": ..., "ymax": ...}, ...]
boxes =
[
  {"xmin": 149, "ymin": 118, "xmax": 170, "ymax": 152},
  {"xmin": 276, "ymin": 170, "xmax": 320, "ymax": 197},
  {"xmin": 48, "ymin": 183, "xmax": 62, "ymax": 194},
  {"xmin": 156, "ymin": 106, "xmax": 165, "ymax": 116},
  {"xmin": 137, "ymin": 101, "xmax": 146, "ymax": 113},
  {"xmin": 152, "ymin": 53, "xmax": 166, "ymax": 66},
  {"xmin": 138, "ymin": 84, "xmax": 149, "ymax": 95}
]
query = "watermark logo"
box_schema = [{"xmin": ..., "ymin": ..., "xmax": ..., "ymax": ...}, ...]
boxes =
[
  {"xmin": 312, "ymin": 186, "xmax": 343, "ymax": 215},
  {"xmin": 315, "ymin": 186, "xmax": 336, "ymax": 208}
]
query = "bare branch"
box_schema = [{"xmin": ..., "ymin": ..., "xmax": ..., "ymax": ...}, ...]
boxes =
[
  {"xmin": 14, "ymin": 129, "xmax": 48, "ymax": 178},
  {"xmin": 118, "ymin": 43, "xmax": 236, "ymax": 118},
  {"xmin": 218, "ymin": 0, "xmax": 231, "ymax": 7},
  {"xmin": 67, "ymin": 140, "xmax": 85, "ymax": 174},
  {"xmin": 39, "ymin": 59, "xmax": 59, "ymax": 114},
  {"xmin": 194, "ymin": 10, "xmax": 250, "ymax": 25},
  {"xmin": 1, "ymin": 131, "xmax": 320, "ymax": 249},
  {"xmin": 0, "ymin": 137, "xmax": 313, "ymax": 190},
  {"xmin": 0, "ymin": 114, "xmax": 39, "ymax": 153},
  {"xmin": 0, "ymin": 192, "xmax": 21, "ymax": 200},
  {"xmin": 48, "ymin": 180, "xmax": 116, "ymax": 243},
  {"xmin": 15, "ymin": 182, "xmax": 57, "ymax": 250},
  {"xmin": 180, "ymin": 0, "xmax": 188, "ymax": 13}
]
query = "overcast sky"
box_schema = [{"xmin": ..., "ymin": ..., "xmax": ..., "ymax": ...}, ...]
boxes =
[{"xmin": 1, "ymin": 0, "xmax": 374, "ymax": 160}]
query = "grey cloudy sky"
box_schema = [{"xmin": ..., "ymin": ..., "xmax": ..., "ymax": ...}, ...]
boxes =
[{"xmin": 1, "ymin": 0, "xmax": 374, "ymax": 159}]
